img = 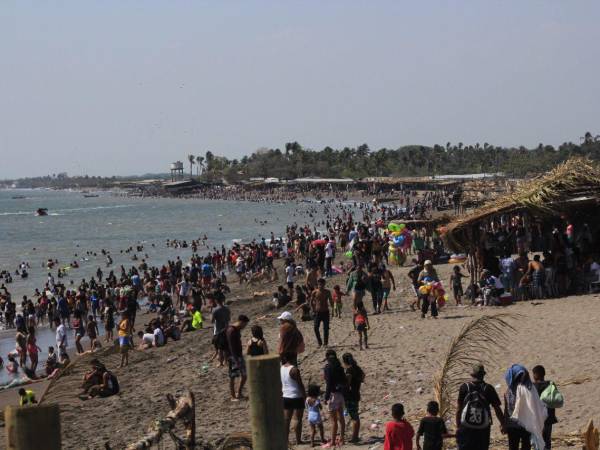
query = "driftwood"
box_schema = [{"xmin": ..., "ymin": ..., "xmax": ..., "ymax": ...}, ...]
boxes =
[{"xmin": 121, "ymin": 390, "xmax": 196, "ymax": 450}]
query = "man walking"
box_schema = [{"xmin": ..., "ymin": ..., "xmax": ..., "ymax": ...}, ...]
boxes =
[
  {"xmin": 225, "ymin": 314, "xmax": 249, "ymax": 401},
  {"xmin": 456, "ymin": 364, "xmax": 505, "ymax": 450},
  {"xmin": 310, "ymin": 278, "xmax": 333, "ymax": 347}
]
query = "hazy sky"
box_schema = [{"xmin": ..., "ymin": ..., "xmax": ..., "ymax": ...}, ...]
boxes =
[{"xmin": 2, "ymin": 1, "xmax": 599, "ymax": 178}]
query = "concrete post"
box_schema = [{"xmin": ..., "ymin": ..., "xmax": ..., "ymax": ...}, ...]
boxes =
[
  {"xmin": 5, "ymin": 404, "xmax": 61, "ymax": 450},
  {"xmin": 247, "ymin": 354, "xmax": 287, "ymax": 450}
]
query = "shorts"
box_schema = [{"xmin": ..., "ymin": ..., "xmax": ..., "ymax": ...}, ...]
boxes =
[
  {"xmin": 453, "ymin": 285, "xmax": 463, "ymax": 298},
  {"xmin": 287, "ymin": 281, "xmax": 294, "ymax": 290},
  {"xmin": 283, "ymin": 397, "xmax": 305, "ymax": 411},
  {"xmin": 228, "ymin": 357, "xmax": 246, "ymax": 379},
  {"xmin": 382, "ymin": 288, "xmax": 391, "ymax": 299},
  {"xmin": 356, "ymin": 323, "xmax": 366, "ymax": 332},
  {"xmin": 119, "ymin": 336, "xmax": 130, "ymax": 353},
  {"xmin": 345, "ymin": 399, "xmax": 360, "ymax": 421},
  {"xmin": 328, "ymin": 392, "xmax": 345, "ymax": 412}
]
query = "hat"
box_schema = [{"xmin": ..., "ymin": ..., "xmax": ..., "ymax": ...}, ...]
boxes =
[
  {"xmin": 471, "ymin": 363, "xmax": 486, "ymax": 377},
  {"xmin": 277, "ymin": 311, "xmax": 293, "ymax": 321},
  {"xmin": 424, "ymin": 260, "xmax": 433, "ymax": 266}
]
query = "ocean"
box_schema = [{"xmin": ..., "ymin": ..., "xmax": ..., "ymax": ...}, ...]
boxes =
[
  {"xmin": 0, "ymin": 188, "xmax": 331, "ymax": 297},
  {"xmin": 0, "ymin": 188, "xmax": 356, "ymax": 383}
]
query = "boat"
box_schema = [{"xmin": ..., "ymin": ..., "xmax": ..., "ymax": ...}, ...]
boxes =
[
  {"xmin": 35, "ymin": 208, "xmax": 48, "ymax": 216},
  {"xmin": 83, "ymin": 194, "xmax": 99, "ymax": 198},
  {"xmin": 11, "ymin": 195, "xmax": 26, "ymax": 199}
]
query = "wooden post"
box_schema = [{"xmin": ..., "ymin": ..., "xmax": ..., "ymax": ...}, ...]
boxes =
[
  {"xmin": 5, "ymin": 404, "xmax": 61, "ymax": 450},
  {"xmin": 247, "ymin": 354, "xmax": 287, "ymax": 450}
]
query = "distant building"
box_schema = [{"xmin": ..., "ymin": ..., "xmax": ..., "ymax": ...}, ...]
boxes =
[{"xmin": 170, "ymin": 161, "xmax": 184, "ymax": 181}]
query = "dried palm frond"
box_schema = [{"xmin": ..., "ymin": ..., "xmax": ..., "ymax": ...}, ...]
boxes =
[{"xmin": 433, "ymin": 314, "xmax": 518, "ymax": 421}]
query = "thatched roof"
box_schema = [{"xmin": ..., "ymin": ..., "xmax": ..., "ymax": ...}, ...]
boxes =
[{"xmin": 443, "ymin": 157, "xmax": 600, "ymax": 252}]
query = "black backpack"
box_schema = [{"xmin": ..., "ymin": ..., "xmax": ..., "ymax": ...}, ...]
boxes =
[
  {"xmin": 460, "ymin": 382, "xmax": 491, "ymax": 429},
  {"xmin": 108, "ymin": 372, "xmax": 120, "ymax": 394}
]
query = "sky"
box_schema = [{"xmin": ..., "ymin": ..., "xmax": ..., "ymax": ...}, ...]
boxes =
[{"xmin": 1, "ymin": 1, "xmax": 599, "ymax": 179}]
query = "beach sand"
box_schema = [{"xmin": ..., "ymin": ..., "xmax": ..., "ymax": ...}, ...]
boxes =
[{"xmin": 1, "ymin": 262, "xmax": 598, "ymax": 449}]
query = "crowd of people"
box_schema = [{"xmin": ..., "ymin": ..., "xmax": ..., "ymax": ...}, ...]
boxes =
[
  {"xmin": 473, "ymin": 215, "xmax": 600, "ymax": 304},
  {"xmin": 0, "ymin": 191, "xmax": 576, "ymax": 450}
]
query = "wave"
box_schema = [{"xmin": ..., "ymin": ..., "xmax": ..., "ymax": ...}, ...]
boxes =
[
  {"xmin": 0, "ymin": 211, "xmax": 31, "ymax": 216},
  {"xmin": 52, "ymin": 204, "xmax": 134, "ymax": 213},
  {"xmin": 0, "ymin": 204, "xmax": 134, "ymax": 216}
]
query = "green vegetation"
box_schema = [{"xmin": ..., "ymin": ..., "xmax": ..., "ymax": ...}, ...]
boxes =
[
  {"xmin": 4, "ymin": 132, "xmax": 600, "ymax": 188},
  {"xmin": 214, "ymin": 132, "xmax": 600, "ymax": 181}
]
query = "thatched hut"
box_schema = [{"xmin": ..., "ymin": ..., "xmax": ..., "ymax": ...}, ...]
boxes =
[{"xmin": 442, "ymin": 157, "xmax": 600, "ymax": 293}]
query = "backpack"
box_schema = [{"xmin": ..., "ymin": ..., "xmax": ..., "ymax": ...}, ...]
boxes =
[
  {"xmin": 107, "ymin": 372, "xmax": 120, "ymax": 394},
  {"xmin": 460, "ymin": 382, "xmax": 491, "ymax": 429},
  {"xmin": 540, "ymin": 382, "xmax": 564, "ymax": 409}
]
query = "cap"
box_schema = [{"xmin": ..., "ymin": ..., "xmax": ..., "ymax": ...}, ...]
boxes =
[
  {"xmin": 424, "ymin": 260, "xmax": 433, "ymax": 266},
  {"xmin": 277, "ymin": 311, "xmax": 293, "ymax": 321},
  {"xmin": 471, "ymin": 363, "xmax": 486, "ymax": 377}
]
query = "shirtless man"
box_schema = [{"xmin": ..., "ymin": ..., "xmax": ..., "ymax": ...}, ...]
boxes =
[
  {"xmin": 381, "ymin": 265, "xmax": 396, "ymax": 311},
  {"xmin": 526, "ymin": 254, "xmax": 545, "ymax": 299},
  {"xmin": 310, "ymin": 278, "xmax": 333, "ymax": 347}
]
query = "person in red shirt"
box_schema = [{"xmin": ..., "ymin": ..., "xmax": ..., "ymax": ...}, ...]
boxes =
[{"xmin": 384, "ymin": 403, "xmax": 415, "ymax": 450}]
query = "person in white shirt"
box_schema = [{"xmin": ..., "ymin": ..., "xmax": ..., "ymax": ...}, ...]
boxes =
[
  {"xmin": 286, "ymin": 262, "xmax": 295, "ymax": 301},
  {"xmin": 325, "ymin": 239, "xmax": 335, "ymax": 277},
  {"xmin": 54, "ymin": 318, "xmax": 68, "ymax": 354},
  {"xmin": 138, "ymin": 331, "xmax": 155, "ymax": 349}
]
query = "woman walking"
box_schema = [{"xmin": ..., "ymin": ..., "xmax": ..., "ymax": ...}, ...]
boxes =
[
  {"xmin": 281, "ymin": 353, "xmax": 306, "ymax": 445},
  {"xmin": 343, "ymin": 353, "xmax": 365, "ymax": 443},
  {"xmin": 323, "ymin": 349, "xmax": 347, "ymax": 447}
]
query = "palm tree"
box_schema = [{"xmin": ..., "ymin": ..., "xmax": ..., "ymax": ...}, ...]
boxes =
[
  {"xmin": 187, "ymin": 154, "xmax": 195, "ymax": 178},
  {"xmin": 205, "ymin": 151, "xmax": 214, "ymax": 173},
  {"xmin": 195, "ymin": 156, "xmax": 205, "ymax": 176},
  {"xmin": 581, "ymin": 131, "xmax": 593, "ymax": 145}
]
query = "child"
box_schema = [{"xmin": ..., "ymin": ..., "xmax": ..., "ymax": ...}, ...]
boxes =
[
  {"xmin": 305, "ymin": 384, "xmax": 326, "ymax": 447},
  {"xmin": 26, "ymin": 326, "xmax": 41, "ymax": 373},
  {"xmin": 332, "ymin": 285, "xmax": 345, "ymax": 318},
  {"xmin": 6, "ymin": 353, "xmax": 19, "ymax": 373},
  {"xmin": 449, "ymin": 266, "xmax": 465, "ymax": 305},
  {"xmin": 416, "ymin": 401, "xmax": 452, "ymax": 450},
  {"xmin": 384, "ymin": 403, "xmax": 414, "ymax": 450},
  {"xmin": 45, "ymin": 346, "xmax": 58, "ymax": 375},
  {"xmin": 353, "ymin": 301, "xmax": 370, "ymax": 350},
  {"xmin": 246, "ymin": 325, "xmax": 269, "ymax": 356},
  {"xmin": 87, "ymin": 315, "xmax": 100, "ymax": 351}
]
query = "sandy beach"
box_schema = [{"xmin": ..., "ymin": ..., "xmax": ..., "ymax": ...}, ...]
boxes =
[{"xmin": 2, "ymin": 262, "xmax": 597, "ymax": 449}]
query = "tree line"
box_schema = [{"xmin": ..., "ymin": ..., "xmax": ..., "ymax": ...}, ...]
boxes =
[
  {"xmin": 202, "ymin": 131, "xmax": 600, "ymax": 182},
  {"xmin": 4, "ymin": 132, "xmax": 600, "ymax": 188}
]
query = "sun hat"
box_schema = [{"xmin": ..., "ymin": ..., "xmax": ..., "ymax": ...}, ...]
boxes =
[{"xmin": 424, "ymin": 260, "xmax": 433, "ymax": 266}]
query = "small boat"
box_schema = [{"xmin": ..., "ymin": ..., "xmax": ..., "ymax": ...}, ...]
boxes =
[
  {"xmin": 11, "ymin": 195, "xmax": 26, "ymax": 199},
  {"xmin": 36, "ymin": 208, "xmax": 48, "ymax": 216},
  {"xmin": 83, "ymin": 194, "xmax": 99, "ymax": 198}
]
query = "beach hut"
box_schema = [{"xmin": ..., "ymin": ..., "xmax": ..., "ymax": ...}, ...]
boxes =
[{"xmin": 442, "ymin": 157, "xmax": 600, "ymax": 293}]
